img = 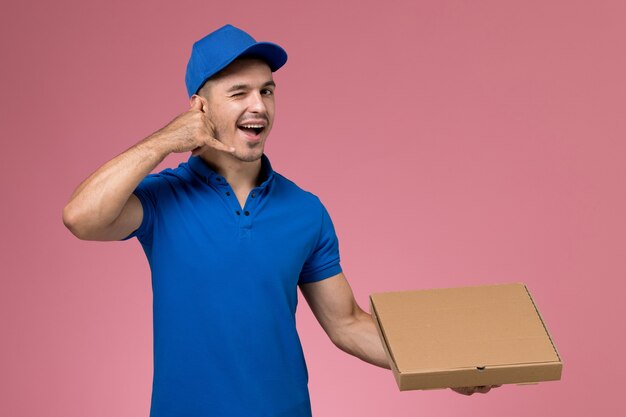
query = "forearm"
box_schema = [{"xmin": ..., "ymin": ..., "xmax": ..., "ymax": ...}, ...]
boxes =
[
  {"xmin": 331, "ymin": 309, "xmax": 391, "ymax": 370},
  {"xmin": 63, "ymin": 133, "xmax": 171, "ymax": 235}
]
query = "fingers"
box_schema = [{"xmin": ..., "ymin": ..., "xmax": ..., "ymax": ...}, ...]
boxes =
[
  {"xmin": 187, "ymin": 97, "xmax": 234, "ymax": 154},
  {"xmin": 199, "ymin": 116, "xmax": 234, "ymax": 153},
  {"xmin": 206, "ymin": 137, "xmax": 235, "ymax": 153},
  {"xmin": 191, "ymin": 137, "xmax": 235, "ymax": 156},
  {"xmin": 451, "ymin": 385, "xmax": 501, "ymax": 396},
  {"xmin": 450, "ymin": 387, "xmax": 470, "ymax": 395}
]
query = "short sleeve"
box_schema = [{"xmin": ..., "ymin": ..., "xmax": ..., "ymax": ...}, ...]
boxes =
[
  {"xmin": 120, "ymin": 175, "xmax": 159, "ymax": 245},
  {"xmin": 298, "ymin": 202, "xmax": 342, "ymax": 284}
]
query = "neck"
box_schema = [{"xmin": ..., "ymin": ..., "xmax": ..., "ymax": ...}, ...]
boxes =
[{"xmin": 199, "ymin": 150, "xmax": 264, "ymax": 191}]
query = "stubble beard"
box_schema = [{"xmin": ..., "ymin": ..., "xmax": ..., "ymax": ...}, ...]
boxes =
[
  {"xmin": 231, "ymin": 147, "xmax": 264, "ymax": 163},
  {"xmin": 221, "ymin": 131, "xmax": 265, "ymax": 163}
]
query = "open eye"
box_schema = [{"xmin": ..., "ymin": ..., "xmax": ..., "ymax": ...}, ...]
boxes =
[{"xmin": 261, "ymin": 89, "xmax": 274, "ymax": 96}]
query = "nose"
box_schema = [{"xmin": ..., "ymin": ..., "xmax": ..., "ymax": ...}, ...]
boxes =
[{"xmin": 247, "ymin": 91, "xmax": 267, "ymax": 114}]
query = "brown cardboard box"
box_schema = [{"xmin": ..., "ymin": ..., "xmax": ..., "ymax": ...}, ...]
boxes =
[{"xmin": 369, "ymin": 283, "xmax": 562, "ymax": 390}]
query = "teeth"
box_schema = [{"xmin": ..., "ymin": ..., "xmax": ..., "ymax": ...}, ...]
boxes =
[{"xmin": 240, "ymin": 124, "xmax": 264, "ymax": 128}]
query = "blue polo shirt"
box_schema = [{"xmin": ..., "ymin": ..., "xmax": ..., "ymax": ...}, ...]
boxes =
[{"xmin": 122, "ymin": 154, "xmax": 342, "ymax": 417}]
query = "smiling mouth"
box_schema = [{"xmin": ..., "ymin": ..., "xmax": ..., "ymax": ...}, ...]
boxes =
[{"xmin": 237, "ymin": 123, "xmax": 265, "ymax": 136}]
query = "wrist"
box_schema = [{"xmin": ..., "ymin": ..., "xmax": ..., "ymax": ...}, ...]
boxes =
[{"xmin": 138, "ymin": 132, "xmax": 173, "ymax": 161}]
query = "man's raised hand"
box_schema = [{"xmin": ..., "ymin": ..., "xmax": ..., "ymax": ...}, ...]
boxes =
[{"xmin": 152, "ymin": 95, "xmax": 235, "ymax": 156}]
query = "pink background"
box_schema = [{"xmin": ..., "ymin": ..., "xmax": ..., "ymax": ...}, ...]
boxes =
[{"xmin": 2, "ymin": 0, "xmax": 625, "ymax": 416}]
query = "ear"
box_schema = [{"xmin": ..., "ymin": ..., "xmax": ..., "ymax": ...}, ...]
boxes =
[{"xmin": 190, "ymin": 94, "xmax": 208, "ymax": 113}]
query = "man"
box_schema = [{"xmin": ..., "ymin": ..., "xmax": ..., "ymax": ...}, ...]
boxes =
[{"xmin": 63, "ymin": 24, "xmax": 496, "ymax": 417}]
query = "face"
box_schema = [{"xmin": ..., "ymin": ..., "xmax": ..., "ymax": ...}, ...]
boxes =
[{"xmin": 195, "ymin": 58, "xmax": 276, "ymax": 163}]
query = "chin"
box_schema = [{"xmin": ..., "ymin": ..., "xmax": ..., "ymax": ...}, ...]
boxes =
[{"xmin": 231, "ymin": 149, "xmax": 264, "ymax": 163}]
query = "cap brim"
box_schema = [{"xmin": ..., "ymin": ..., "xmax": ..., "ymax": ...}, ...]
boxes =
[{"xmin": 237, "ymin": 42, "xmax": 288, "ymax": 72}]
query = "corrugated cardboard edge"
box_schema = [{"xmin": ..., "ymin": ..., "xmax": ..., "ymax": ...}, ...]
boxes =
[
  {"xmin": 396, "ymin": 361, "xmax": 562, "ymax": 390},
  {"xmin": 522, "ymin": 283, "xmax": 564, "ymax": 368},
  {"xmin": 369, "ymin": 296, "xmax": 402, "ymax": 388}
]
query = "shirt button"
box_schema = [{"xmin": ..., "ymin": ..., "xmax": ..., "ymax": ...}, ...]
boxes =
[
  {"xmin": 244, "ymin": 211, "xmax": 250, "ymax": 216},
  {"xmin": 251, "ymin": 192, "xmax": 256, "ymax": 198},
  {"xmin": 236, "ymin": 210, "xmax": 241, "ymax": 215},
  {"xmin": 226, "ymin": 191, "xmax": 231, "ymax": 196}
]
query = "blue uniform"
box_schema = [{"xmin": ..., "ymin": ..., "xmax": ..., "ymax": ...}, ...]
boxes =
[{"xmin": 123, "ymin": 154, "xmax": 342, "ymax": 417}]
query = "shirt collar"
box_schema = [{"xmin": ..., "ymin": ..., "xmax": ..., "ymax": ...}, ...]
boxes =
[{"xmin": 187, "ymin": 153, "xmax": 275, "ymax": 189}]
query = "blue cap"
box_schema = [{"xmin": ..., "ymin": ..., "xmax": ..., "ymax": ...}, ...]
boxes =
[{"xmin": 185, "ymin": 24, "xmax": 288, "ymax": 98}]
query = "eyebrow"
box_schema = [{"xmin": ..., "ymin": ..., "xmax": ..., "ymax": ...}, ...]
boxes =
[{"xmin": 226, "ymin": 80, "xmax": 276, "ymax": 93}]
